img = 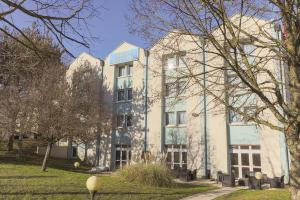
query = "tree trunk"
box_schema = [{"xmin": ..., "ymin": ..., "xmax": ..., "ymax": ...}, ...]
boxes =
[
  {"xmin": 7, "ymin": 135, "xmax": 14, "ymax": 151},
  {"xmin": 84, "ymin": 142, "xmax": 88, "ymax": 164},
  {"xmin": 41, "ymin": 142, "xmax": 52, "ymax": 172},
  {"xmin": 286, "ymin": 124, "xmax": 300, "ymax": 200}
]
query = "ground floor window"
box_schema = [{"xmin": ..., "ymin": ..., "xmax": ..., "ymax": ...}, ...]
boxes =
[
  {"xmin": 72, "ymin": 147, "xmax": 78, "ymax": 158},
  {"xmin": 165, "ymin": 144, "xmax": 187, "ymax": 171},
  {"xmin": 230, "ymin": 145, "xmax": 261, "ymax": 179},
  {"xmin": 115, "ymin": 144, "xmax": 131, "ymax": 169}
]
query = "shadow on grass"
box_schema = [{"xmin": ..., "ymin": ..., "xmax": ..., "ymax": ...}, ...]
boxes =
[
  {"xmin": 0, "ymin": 151, "xmax": 90, "ymax": 173},
  {"xmin": 0, "ymin": 175, "xmax": 58, "ymax": 179}
]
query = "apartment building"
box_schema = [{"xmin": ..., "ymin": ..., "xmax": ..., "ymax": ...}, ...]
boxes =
[{"xmin": 66, "ymin": 15, "xmax": 290, "ymax": 183}]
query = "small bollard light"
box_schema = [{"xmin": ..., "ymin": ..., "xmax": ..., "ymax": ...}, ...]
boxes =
[
  {"xmin": 74, "ymin": 162, "xmax": 80, "ymax": 168},
  {"xmin": 255, "ymin": 172, "xmax": 263, "ymax": 190},
  {"xmin": 86, "ymin": 176, "xmax": 101, "ymax": 200}
]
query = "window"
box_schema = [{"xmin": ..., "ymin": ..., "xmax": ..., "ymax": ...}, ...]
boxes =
[
  {"xmin": 178, "ymin": 55, "xmax": 186, "ymax": 68},
  {"xmin": 177, "ymin": 81, "xmax": 186, "ymax": 95},
  {"xmin": 230, "ymin": 145, "xmax": 261, "ymax": 179},
  {"xmin": 72, "ymin": 147, "xmax": 77, "ymax": 158},
  {"xmin": 115, "ymin": 145, "xmax": 131, "ymax": 169},
  {"xmin": 166, "ymin": 57, "xmax": 176, "ymax": 70},
  {"xmin": 229, "ymin": 106, "xmax": 257, "ymax": 124},
  {"xmin": 165, "ymin": 144, "xmax": 187, "ymax": 171},
  {"xmin": 177, "ymin": 111, "xmax": 186, "ymax": 125},
  {"xmin": 165, "ymin": 83, "xmax": 177, "ymax": 97},
  {"xmin": 118, "ymin": 66, "xmax": 126, "ymax": 77},
  {"xmin": 127, "ymin": 64, "xmax": 133, "ymax": 76},
  {"xmin": 127, "ymin": 88, "xmax": 133, "ymax": 100},
  {"xmin": 229, "ymin": 110, "xmax": 243, "ymax": 123},
  {"xmin": 117, "ymin": 115, "xmax": 125, "ymax": 127},
  {"xmin": 166, "ymin": 112, "xmax": 175, "ymax": 125},
  {"xmin": 117, "ymin": 89, "xmax": 125, "ymax": 101},
  {"xmin": 126, "ymin": 115, "xmax": 132, "ymax": 127}
]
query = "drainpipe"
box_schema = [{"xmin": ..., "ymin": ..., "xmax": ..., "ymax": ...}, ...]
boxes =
[
  {"xmin": 144, "ymin": 49, "xmax": 150, "ymax": 152},
  {"xmin": 202, "ymin": 38, "xmax": 208, "ymax": 178},
  {"xmin": 96, "ymin": 59, "xmax": 105, "ymax": 167},
  {"xmin": 275, "ymin": 23, "xmax": 290, "ymax": 183}
]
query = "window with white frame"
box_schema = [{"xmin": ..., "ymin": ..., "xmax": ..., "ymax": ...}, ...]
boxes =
[
  {"xmin": 117, "ymin": 89, "xmax": 125, "ymax": 101},
  {"xmin": 127, "ymin": 88, "xmax": 133, "ymax": 100},
  {"xmin": 127, "ymin": 64, "xmax": 133, "ymax": 76},
  {"xmin": 117, "ymin": 114, "xmax": 132, "ymax": 128},
  {"xmin": 230, "ymin": 145, "xmax": 261, "ymax": 179},
  {"xmin": 165, "ymin": 144, "xmax": 187, "ymax": 171},
  {"xmin": 177, "ymin": 111, "xmax": 186, "ymax": 125},
  {"xmin": 118, "ymin": 65, "xmax": 126, "ymax": 77},
  {"xmin": 229, "ymin": 106, "xmax": 257, "ymax": 124},
  {"xmin": 165, "ymin": 112, "xmax": 175, "ymax": 125},
  {"xmin": 115, "ymin": 144, "xmax": 131, "ymax": 169},
  {"xmin": 164, "ymin": 53, "xmax": 186, "ymax": 70}
]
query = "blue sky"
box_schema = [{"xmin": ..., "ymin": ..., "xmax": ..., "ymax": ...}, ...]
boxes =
[
  {"xmin": 76, "ymin": 0, "xmax": 147, "ymax": 59},
  {"xmin": 9, "ymin": 0, "xmax": 146, "ymax": 60}
]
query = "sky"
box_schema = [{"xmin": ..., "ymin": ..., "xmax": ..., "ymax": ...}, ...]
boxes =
[
  {"xmin": 7, "ymin": 0, "xmax": 146, "ymax": 60},
  {"xmin": 74, "ymin": 0, "xmax": 147, "ymax": 59}
]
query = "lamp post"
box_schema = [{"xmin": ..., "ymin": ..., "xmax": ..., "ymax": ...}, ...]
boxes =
[{"xmin": 86, "ymin": 176, "xmax": 101, "ymax": 200}]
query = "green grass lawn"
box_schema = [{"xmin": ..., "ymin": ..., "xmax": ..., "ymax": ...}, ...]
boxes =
[
  {"xmin": 215, "ymin": 189, "xmax": 291, "ymax": 200},
  {"xmin": 0, "ymin": 151, "xmax": 217, "ymax": 200}
]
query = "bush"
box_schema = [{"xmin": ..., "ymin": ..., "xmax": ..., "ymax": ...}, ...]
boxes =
[{"xmin": 118, "ymin": 163, "xmax": 174, "ymax": 187}]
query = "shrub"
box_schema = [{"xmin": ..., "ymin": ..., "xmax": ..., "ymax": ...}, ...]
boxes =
[{"xmin": 118, "ymin": 163, "xmax": 174, "ymax": 187}]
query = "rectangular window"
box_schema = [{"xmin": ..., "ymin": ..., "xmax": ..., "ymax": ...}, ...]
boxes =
[
  {"xmin": 165, "ymin": 112, "xmax": 175, "ymax": 125},
  {"xmin": 115, "ymin": 145, "xmax": 131, "ymax": 169},
  {"xmin": 177, "ymin": 81, "xmax": 186, "ymax": 95},
  {"xmin": 118, "ymin": 66, "xmax": 126, "ymax": 77},
  {"xmin": 229, "ymin": 110, "xmax": 243, "ymax": 123},
  {"xmin": 72, "ymin": 147, "xmax": 77, "ymax": 157},
  {"xmin": 127, "ymin": 88, "xmax": 133, "ymax": 100},
  {"xmin": 230, "ymin": 145, "xmax": 261, "ymax": 179},
  {"xmin": 117, "ymin": 115, "xmax": 125, "ymax": 127},
  {"xmin": 165, "ymin": 145, "xmax": 187, "ymax": 171},
  {"xmin": 177, "ymin": 111, "xmax": 186, "ymax": 125},
  {"xmin": 117, "ymin": 89, "xmax": 125, "ymax": 101},
  {"xmin": 165, "ymin": 83, "xmax": 176, "ymax": 97},
  {"xmin": 165, "ymin": 56, "xmax": 176, "ymax": 70},
  {"xmin": 127, "ymin": 64, "xmax": 133, "ymax": 76},
  {"xmin": 126, "ymin": 115, "xmax": 132, "ymax": 127}
]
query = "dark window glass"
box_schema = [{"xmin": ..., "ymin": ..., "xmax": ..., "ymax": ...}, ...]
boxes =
[
  {"xmin": 116, "ymin": 150, "xmax": 120, "ymax": 160},
  {"xmin": 165, "ymin": 112, "xmax": 174, "ymax": 125},
  {"xmin": 129, "ymin": 151, "xmax": 131, "ymax": 160},
  {"xmin": 72, "ymin": 147, "xmax": 77, "ymax": 157},
  {"xmin": 252, "ymin": 145, "xmax": 260, "ymax": 150},
  {"xmin": 178, "ymin": 111, "xmax": 186, "ymax": 124},
  {"xmin": 117, "ymin": 89, "xmax": 125, "ymax": 101},
  {"xmin": 167, "ymin": 152, "xmax": 172, "ymax": 162},
  {"xmin": 242, "ymin": 167, "xmax": 250, "ymax": 178},
  {"xmin": 174, "ymin": 152, "xmax": 180, "ymax": 163},
  {"xmin": 115, "ymin": 161, "xmax": 120, "ymax": 169},
  {"xmin": 127, "ymin": 88, "xmax": 133, "ymax": 100},
  {"xmin": 126, "ymin": 115, "xmax": 132, "ymax": 127},
  {"xmin": 252, "ymin": 154, "xmax": 261, "ymax": 167},
  {"xmin": 232, "ymin": 167, "xmax": 239, "ymax": 178},
  {"xmin": 117, "ymin": 115, "xmax": 124, "ymax": 127},
  {"xmin": 122, "ymin": 151, "xmax": 127, "ymax": 160},
  {"xmin": 231, "ymin": 153, "xmax": 238, "ymax": 165},
  {"xmin": 240, "ymin": 146, "xmax": 249, "ymax": 149},
  {"xmin": 241, "ymin": 153, "xmax": 249, "ymax": 166},
  {"xmin": 128, "ymin": 65, "xmax": 133, "ymax": 76},
  {"xmin": 118, "ymin": 66, "xmax": 126, "ymax": 77},
  {"xmin": 182, "ymin": 152, "xmax": 187, "ymax": 164}
]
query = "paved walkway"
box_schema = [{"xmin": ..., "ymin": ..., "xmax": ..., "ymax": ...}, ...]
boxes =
[{"xmin": 181, "ymin": 187, "xmax": 243, "ymax": 200}]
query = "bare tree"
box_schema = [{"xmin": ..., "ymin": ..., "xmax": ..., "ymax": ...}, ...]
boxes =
[
  {"xmin": 0, "ymin": 0, "xmax": 98, "ymax": 56},
  {"xmin": 130, "ymin": 0, "xmax": 300, "ymax": 198},
  {"xmin": 70, "ymin": 62, "xmax": 111, "ymax": 165},
  {"xmin": 0, "ymin": 26, "xmax": 58, "ymax": 152}
]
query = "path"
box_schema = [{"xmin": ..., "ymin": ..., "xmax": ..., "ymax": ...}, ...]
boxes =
[{"xmin": 181, "ymin": 187, "xmax": 243, "ymax": 200}]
